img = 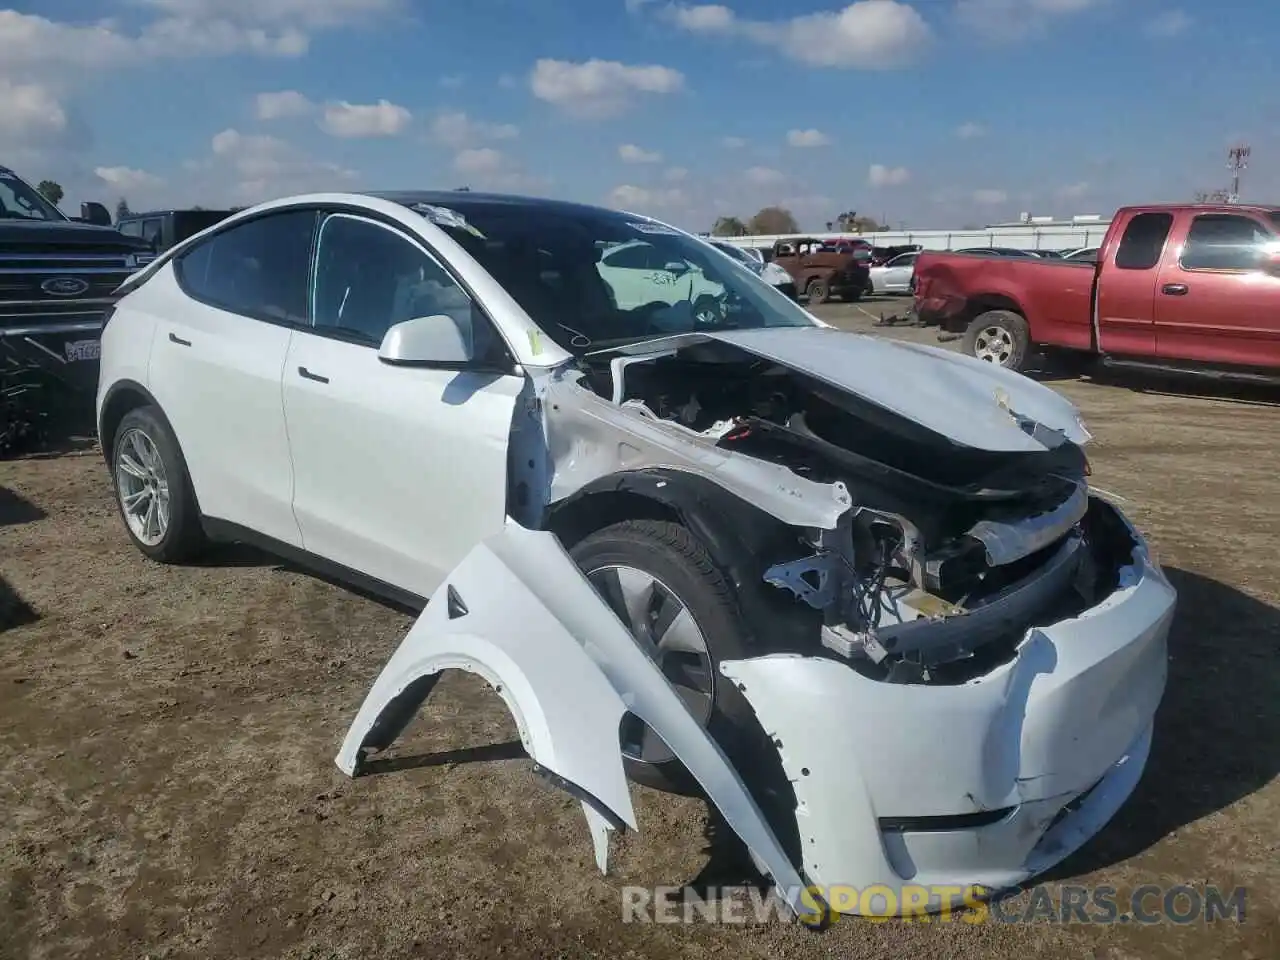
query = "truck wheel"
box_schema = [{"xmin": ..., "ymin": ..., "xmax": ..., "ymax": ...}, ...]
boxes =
[
  {"xmin": 806, "ymin": 278, "xmax": 830, "ymax": 304},
  {"xmin": 962, "ymin": 310, "xmax": 1030, "ymax": 372},
  {"xmin": 570, "ymin": 519, "xmax": 756, "ymax": 796},
  {"xmin": 110, "ymin": 405, "xmax": 207, "ymax": 563}
]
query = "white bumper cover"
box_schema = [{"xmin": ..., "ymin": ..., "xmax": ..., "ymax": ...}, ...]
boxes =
[{"xmin": 721, "ymin": 504, "xmax": 1174, "ymax": 908}]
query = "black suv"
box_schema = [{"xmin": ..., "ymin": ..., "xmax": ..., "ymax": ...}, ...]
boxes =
[{"xmin": 117, "ymin": 208, "xmax": 236, "ymax": 254}]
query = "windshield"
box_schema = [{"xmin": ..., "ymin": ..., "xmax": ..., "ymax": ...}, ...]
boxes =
[
  {"xmin": 408, "ymin": 199, "xmax": 815, "ymax": 354},
  {"xmin": 0, "ymin": 170, "xmax": 64, "ymax": 221}
]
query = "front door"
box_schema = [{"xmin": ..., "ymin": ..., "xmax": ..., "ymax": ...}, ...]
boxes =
[
  {"xmin": 281, "ymin": 211, "xmax": 524, "ymax": 599},
  {"xmin": 880, "ymin": 252, "xmax": 918, "ymax": 292},
  {"xmin": 1152, "ymin": 211, "xmax": 1280, "ymax": 369}
]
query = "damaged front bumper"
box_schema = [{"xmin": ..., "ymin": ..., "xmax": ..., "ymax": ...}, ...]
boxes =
[
  {"xmin": 333, "ymin": 496, "xmax": 1173, "ymax": 923},
  {"xmin": 722, "ymin": 495, "xmax": 1174, "ymax": 909}
]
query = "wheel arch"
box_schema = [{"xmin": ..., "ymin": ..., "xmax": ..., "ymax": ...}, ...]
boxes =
[
  {"xmin": 98, "ymin": 379, "xmax": 163, "ymax": 463},
  {"xmin": 952, "ymin": 293, "xmax": 1026, "ymax": 332}
]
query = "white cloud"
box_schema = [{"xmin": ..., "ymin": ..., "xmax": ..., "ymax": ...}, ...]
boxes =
[
  {"xmin": 199, "ymin": 127, "xmax": 358, "ymax": 203},
  {"xmin": 529, "ymin": 58, "xmax": 684, "ymax": 118},
  {"xmin": 787, "ymin": 128, "xmax": 830, "ymax": 148},
  {"xmin": 255, "ymin": 90, "xmax": 314, "ymax": 120},
  {"xmin": 956, "ymin": 0, "xmax": 1104, "ymax": 42},
  {"xmin": 430, "ymin": 111, "xmax": 518, "ymax": 148},
  {"xmin": 868, "ymin": 164, "xmax": 910, "ymax": 187},
  {"xmin": 320, "ymin": 99, "xmax": 411, "ymax": 138},
  {"xmin": 745, "ymin": 166, "xmax": 786, "ymax": 186},
  {"xmin": 607, "ymin": 184, "xmax": 688, "ymax": 214},
  {"xmin": 454, "ymin": 147, "xmax": 506, "ymax": 176},
  {"xmin": 1146, "ymin": 10, "xmax": 1190, "ymax": 37},
  {"xmin": 663, "ymin": 2, "xmax": 931, "ymax": 69},
  {"xmin": 956, "ymin": 121, "xmax": 986, "ymax": 139},
  {"xmin": 619, "ymin": 143, "xmax": 663, "ymax": 164},
  {"xmin": 973, "ymin": 188, "xmax": 1009, "ymax": 204},
  {"xmin": 721, "ymin": 136, "xmax": 748, "ymax": 149},
  {"xmin": 664, "ymin": 166, "xmax": 689, "ymax": 182},
  {"xmin": 0, "ymin": 79, "xmax": 68, "ymax": 144},
  {"xmin": 95, "ymin": 165, "xmax": 166, "ymax": 192}
]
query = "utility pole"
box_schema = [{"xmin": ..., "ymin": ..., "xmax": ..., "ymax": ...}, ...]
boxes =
[{"xmin": 1227, "ymin": 144, "xmax": 1250, "ymax": 204}]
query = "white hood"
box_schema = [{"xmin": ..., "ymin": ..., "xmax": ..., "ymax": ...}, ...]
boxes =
[{"xmin": 592, "ymin": 326, "xmax": 1088, "ymax": 454}]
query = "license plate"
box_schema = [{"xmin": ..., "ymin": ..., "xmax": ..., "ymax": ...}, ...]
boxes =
[{"xmin": 65, "ymin": 339, "xmax": 101, "ymax": 362}]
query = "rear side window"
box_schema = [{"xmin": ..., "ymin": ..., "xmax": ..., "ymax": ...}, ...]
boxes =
[
  {"xmin": 1114, "ymin": 213, "xmax": 1172, "ymax": 270},
  {"xmin": 175, "ymin": 210, "xmax": 316, "ymax": 324},
  {"xmin": 1180, "ymin": 214, "xmax": 1272, "ymax": 271},
  {"xmin": 119, "ymin": 220, "xmax": 143, "ymax": 237}
]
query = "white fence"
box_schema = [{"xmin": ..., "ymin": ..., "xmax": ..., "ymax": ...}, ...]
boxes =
[{"xmin": 717, "ymin": 224, "xmax": 1112, "ymax": 254}]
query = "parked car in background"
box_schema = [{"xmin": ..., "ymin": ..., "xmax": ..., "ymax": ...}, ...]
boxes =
[
  {"xmin": 867, "ymin": 250, "xmax": 918, "ymax": 294},
  {"xmin": 1029, "ymin": 250, "xmax": 1064, "ymax": 259},
  {"xmin": 868, "ymin": 244, "xmax": 922, "ymax": 266},
  {"xmin": 117, "ymin": 208, "xmax": 237, "ymax": 254},
  {"xmin": 94, "ymin": 190, "xmax": 1174, "ymax": 917},
  {"xmin": 1063, "ymin": 247, "xmax": 1099, "ymax": 261},
  {"xmin": 770, "ymin": 237, "xmax": 870, "ymax": 303},
  {"xmin": 914, "ymin": 203, "xmax": 1280, "ymax": 375},
  {"xmin": 708, "ymin": 238, "xmax": 797, "ymax": 299}
]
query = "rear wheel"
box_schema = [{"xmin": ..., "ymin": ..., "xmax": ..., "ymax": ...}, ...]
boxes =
[
  {"xmin": 805, "ymin": 277, "xmax": 830, "ymax": 304},
  {"xmin": 962, "ymin": 309, "xmax": 1030, "ymax": 372},
  {"xmin": 110, "ymin": 406, "xmax": 206, "ymax": 563},
  {"xmin": 570, "ymin": 520, "xmax": 755, "ymax": 795}
]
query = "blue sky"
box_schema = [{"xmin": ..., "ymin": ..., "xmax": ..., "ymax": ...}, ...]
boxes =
[{"xmin": 2, "ymin": 1, "xmax": 1277, "ymax": 230}]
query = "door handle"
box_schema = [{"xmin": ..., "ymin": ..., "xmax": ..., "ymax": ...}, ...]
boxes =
[
  {"xmin": 168, "ymin": 332, "xmax": 192, "ymax": 346},
  {"xmin": 1161, "ymin": 283, "xmax": 1189, "ymax": 296},
  {"xmin": 297, "ymin": 366, "xmax": 329, "ymax": 384}
]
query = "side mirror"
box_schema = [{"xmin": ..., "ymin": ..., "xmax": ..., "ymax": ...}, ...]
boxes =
[
  {"xmin": 663, "ymin": 261, "xmax": 692, "ymax": 275},
  {"xmin": 378, "ymin": 314, "xmax": 474, "ymax": 367},
  {"xmin": 80, "ymin": 201, "xmax": 112, "ymax": 227}
]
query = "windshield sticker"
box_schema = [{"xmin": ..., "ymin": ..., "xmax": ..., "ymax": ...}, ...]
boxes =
[
  {"xmin": 527, "ymin": 329, "xmax": 544, "ymax": 355},
  {"xmin": 628, "ymin": 221, "xmax": 682, "ymax": 236},
  {"xmin": 412, "ymin": 203, "xmax": 486, "ymax": 238}
]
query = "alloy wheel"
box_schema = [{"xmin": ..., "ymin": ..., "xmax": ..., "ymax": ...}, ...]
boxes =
[
  {"xmin": 973, "ymin": 324, "xmax": 1015, "ymax": 366},
  {"xmin": 114, "ymin": 427, "xmax": 171, "ymax": 547}
]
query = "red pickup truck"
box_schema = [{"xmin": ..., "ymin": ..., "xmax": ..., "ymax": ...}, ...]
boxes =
[{"xmin": 912, "ymin": 203, "xmax": 1280, "ymax": 377}]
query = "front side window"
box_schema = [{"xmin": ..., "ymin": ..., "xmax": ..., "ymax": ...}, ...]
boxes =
[
  {"xmin": 119, "ymin": 220, "xmax": 143, "ymax": 238},
  {"xmin": 175, "ymin": 210, "xmax": 315, "ymax": 323},
  {"xmin": 1180, "ymin": 214, "xmax": 1272, "ymax": 271},
  {"xmin": 310, "ymin": 214, "xmax": 505, "ymax": 364},
  {"xmin": 0, "ymin": 171, "xmax": 63, "ymax": 222},
  {"xmin": 888, "ymin": 253, "xmax": 918, "ymax": 267}
]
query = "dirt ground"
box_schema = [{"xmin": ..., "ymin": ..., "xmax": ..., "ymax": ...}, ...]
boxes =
[{"xmin": 2, "ymin": 301, "xmax": 1277, "ymax": 959}]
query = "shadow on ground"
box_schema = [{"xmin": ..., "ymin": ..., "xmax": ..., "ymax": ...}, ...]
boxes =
[
  {"xmin": 1045, "ymin": 565, "xmax": 1279, "ymax": 878},
  {"xmin": 0, "ymin": 487, "xmax": 46, "ymax": 527},
  {"xmin": 0, "ymin": 575, "xmax": 39, "ymax": 632}
]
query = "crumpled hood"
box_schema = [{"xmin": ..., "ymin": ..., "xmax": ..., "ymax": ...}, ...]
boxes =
[{"xmin": 591, "ymin": 326, "xmax": 1088, "ymax": 454}]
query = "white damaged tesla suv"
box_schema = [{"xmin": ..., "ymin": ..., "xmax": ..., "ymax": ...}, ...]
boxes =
[{"xmin": 96, "ymin": 191, "xmax": 1175, "ymax": 921}]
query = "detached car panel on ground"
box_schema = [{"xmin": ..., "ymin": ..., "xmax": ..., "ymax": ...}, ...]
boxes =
[{"xmin": 94, "ymin": 190, "xmax": 1175, "ymax": 921}]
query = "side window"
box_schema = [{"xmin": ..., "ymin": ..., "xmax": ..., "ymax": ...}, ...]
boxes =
[
  {"xmin": 175, "ymin": 210, "xmax": 315, "ymax": 324},
  {"xmin": 311, "ymin": 214, "xmax": 493, "ymax": 355},
  {"xmin": 119, "ymin": 220, "xmax": 143, "ymax": 238},
  {"xmin": 142, "ymin": 219, "xmax": 163, "ymax": 245},
  {"xmin": 891, "ymin": 253, "xmax": 917, "ymax": 267},
  {"xmin": 603, "ymin": 243, "xmax": 656, "ymax": 270},
  {"xmin": 1114, "ymin": 212, "xmax": 1173, "ymax": 270},
  {"xmin": 1180, "ymin": 214, "xmax": 1271, "ymax": 271}
]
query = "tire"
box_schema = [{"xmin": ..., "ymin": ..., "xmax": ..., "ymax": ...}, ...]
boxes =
[
  {"xmin": 570, "ymin": 519, "xmax": 757, "ymax": 795},
  {"xmin": 806, "ymin": 277, "xmax": 830, "ymax": 304},
  {"xmin": 692, "ymin": 293, "xmax": 722, "ymax": 325},
  {"xmin": 110, "ymin": 405, "xmax": 206, "ymax": 563},
  {"xmin": 961, "ymin": 309, "xmax": 1031, "ymax": 372}
]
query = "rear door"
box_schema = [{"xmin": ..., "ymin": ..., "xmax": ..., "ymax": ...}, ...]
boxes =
[
  {"xmin": 146, "ymin": 209, "xmax": 315, "ymax": 545},
  {"xmin": 1152, "ymin": 211, "xmax": 1280, "ymax": 368},
  {"xmin": 1095, "ymin": 211, "xmax": 1173, "ymax": 358},
  {"xmin": 880, "ymin": 252, "xmax": 918, "ymax": 292}
]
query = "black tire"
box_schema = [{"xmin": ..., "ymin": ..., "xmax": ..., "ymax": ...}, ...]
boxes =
[
  {"xmin": 806, "ymin": 277, "xmax": 830, "ymax": 304},
  {"xmin": 570, "ymin": 519, "xmax": 757, "ymax": 795},
  {"xmin": 692, "ymin": 293, "xmax": 723, "ymax": 325},
  {"xmin": 961, "ymin": 309, "xmax": 1031, "ymax": 372},
  {"xmin": 109, "ymin": 405, "xmax": 206, "ymax": 563}
]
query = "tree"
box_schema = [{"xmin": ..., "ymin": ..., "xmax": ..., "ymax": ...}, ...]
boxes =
[
  {"xmin": 711, "ymin": 215, "xmax": 747, "ymax": 237},
  {"xmin": 748, "ymin": 206, "xmax": 798, "ymax": 235},
  {"xmin": 116, "ymin": 197, "xmax": 132, "ymax": 221},
  {"xmin": 830, "ymin": 210, "xmax": 885, "ymax": 233},
  {"xmin": 36, "ymin": 180, "xmax": 64, "ymax": 206},
  {"xmin": 1194, "ymin": 189, "xmax": 1230, "ymax": 203}
]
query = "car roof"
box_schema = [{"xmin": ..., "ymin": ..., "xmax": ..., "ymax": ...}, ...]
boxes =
[{"xmin": 368, "ymin": 190, "xmax": 635, "ymax": 222}]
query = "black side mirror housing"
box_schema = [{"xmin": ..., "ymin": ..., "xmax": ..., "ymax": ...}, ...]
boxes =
[{"xmin": 80, "ymin": 201, "xmax": 112, "ymax": 227}]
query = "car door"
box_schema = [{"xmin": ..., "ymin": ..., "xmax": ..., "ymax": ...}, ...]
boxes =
[
  {"xmin": 281, "ymin": 211, "xmax": 526, "ymax": 599},
  {"xmin": 597, "ymin": 241, "xmax": 681, "ymax": 309},
  {"xmin": 146, "ymin": 209, "xmax": 315, "ymax": 546},
  {"xmin": 1152, "ymin": 211, "xmax": 1280, "ymax": 368},
  {"xmin": 1094, "ymin": 211, "xmax": 1173, "ymax": 358},
  {"xmin": 880, "ymin": 252, "xmax": 918, "ymax": 292}
]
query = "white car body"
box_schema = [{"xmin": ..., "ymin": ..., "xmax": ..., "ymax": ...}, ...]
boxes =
[
  {"xmin": 96, "ymin": 191, "xmax": 1174, "ymax": 922},
  {"xmin": 868, "ymin": 251, "xmax": 919, "ymax": 294},
  {"xmin": 597, "ymin": 239, "xmax": 724, "ymax": 313}
]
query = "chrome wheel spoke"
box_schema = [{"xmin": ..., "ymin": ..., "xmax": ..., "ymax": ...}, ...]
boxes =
[
  {"xmin": 114, "ymin": 427, "xmax": 171, "ymax": 547},
  {"xmin": 117, "ymin": 454, "xmax": 148, "ymax": 480}
]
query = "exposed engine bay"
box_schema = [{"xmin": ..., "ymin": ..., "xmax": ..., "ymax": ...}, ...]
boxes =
[{"xmin": 570, "ymin": 339, "xmax": 1110, "ymax": 683}]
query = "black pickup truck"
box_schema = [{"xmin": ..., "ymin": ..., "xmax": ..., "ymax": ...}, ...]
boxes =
[
  {"xmin": 1, "ymin": 165, "xmax": 151, "ymax": 452},
  {"xmin": 117, "ymin": 208, "xmax": 236, "ymax": 254}
]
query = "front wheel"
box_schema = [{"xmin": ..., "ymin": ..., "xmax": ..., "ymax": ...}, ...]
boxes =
[
  {"xmin": 110, "ymin": 405, "xmax": 206, "ymax": 563},
  {"xmin": 570, "ymin": 520, "xmax": 755, "ymax": 795},
  {"xmin": 961, "ymin": 309, "xmax": 1031, "ymax": 372},
  {"xmin": 805, "ymin": 277, "xmax": 830, "ymax": 304}
]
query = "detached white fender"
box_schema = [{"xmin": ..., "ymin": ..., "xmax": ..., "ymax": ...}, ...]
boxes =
[{"xmin": 335, "ymin": 522, "xmax": 812, "ymax": 918}]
